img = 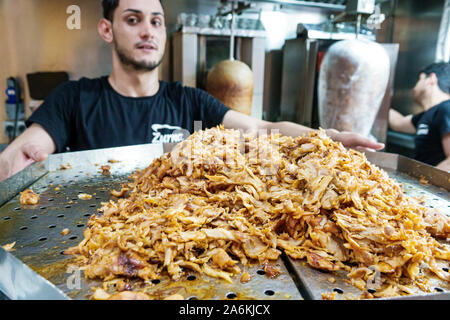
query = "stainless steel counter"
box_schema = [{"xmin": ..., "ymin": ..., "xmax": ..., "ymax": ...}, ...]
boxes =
[{"xmin": 0, "ymin": 144, "xmax": 449, "ymax": 300}]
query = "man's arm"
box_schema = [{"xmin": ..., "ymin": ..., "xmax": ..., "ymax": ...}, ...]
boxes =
[
  {"xmin": 0, "ymin": 123, "xmax": 56, "ymax": 182},
  {"xmin": 222, "ymin": 110, "xmax": 384, "ymax": 151},
  {"xmin": 436, "ymin": 133, "xmax": 450, "ymax": 172},
  {"xmin": 388, "ymin": 109, "xmax": 416, "ymax": 134}
]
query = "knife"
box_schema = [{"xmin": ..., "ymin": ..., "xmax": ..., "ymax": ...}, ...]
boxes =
[{"xmin": 0, "ymin": 247, "xmax": 70, "ymax": 300}]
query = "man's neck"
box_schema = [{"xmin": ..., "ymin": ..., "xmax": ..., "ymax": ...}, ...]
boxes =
[
  {"xmin": 108, "ymin": 61, "xmax": 160, "ymax": 98},
  {"xmin": 422, "ymin": 91, "xmax": 450, "ymax": 111}
]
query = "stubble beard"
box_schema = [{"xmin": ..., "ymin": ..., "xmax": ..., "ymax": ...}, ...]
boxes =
[{"xmin": 113, "ymin": 36, "xmax": 164, "ymax": 72}]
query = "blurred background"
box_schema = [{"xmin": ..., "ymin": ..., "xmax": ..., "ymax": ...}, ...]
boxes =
[{"xmin": 0, "ymin": 0, "xmax": 449, "ymax": 157}]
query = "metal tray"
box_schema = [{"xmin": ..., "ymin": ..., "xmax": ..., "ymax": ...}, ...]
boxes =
[
  {"xmin": 0, "ymin": 146, "xmax": 449, "ymax": 300},
  {"xmin": 285, "ymin": 152, "xmax": 450, "ymax": 300},
  {"xmin": 0, "ymin": 143, "xmax": 302, "ymax": 300}
]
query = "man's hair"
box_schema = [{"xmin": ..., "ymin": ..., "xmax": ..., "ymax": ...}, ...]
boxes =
[
  {"xmin": 102, "ymin": 0, "xmax": 163, "ymax": 22},
  {"xmin": 420, "ymin": 62, "xmax": 450, "ymax": 94}
]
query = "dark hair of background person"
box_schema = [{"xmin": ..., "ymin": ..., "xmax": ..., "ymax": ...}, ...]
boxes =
[
  {"xmin": 420, "ymin": 62, "xmax": 450, "ymax": 94},
  {"xmin": 102, "ymin": 0, "xmax": 163, "ymax": 22}
]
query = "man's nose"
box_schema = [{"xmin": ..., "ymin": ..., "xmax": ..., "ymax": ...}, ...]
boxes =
[{"xmin": 139, "ymin": 20, "xmax": 155, "ymax": 40}]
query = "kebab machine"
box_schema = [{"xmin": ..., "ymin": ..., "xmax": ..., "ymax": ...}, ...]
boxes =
[{"xmin": 279, "ymin": 0, "xmax": 399, "ymax": 144}]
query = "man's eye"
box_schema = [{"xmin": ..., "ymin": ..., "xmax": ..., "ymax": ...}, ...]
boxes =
[
  {"xmin": 127, "ymin": 17, "xmax": 139, "ymax": 24},
  {"xmin": 152, "ymin": 19, "xmax": 163, "ymax": 27}
]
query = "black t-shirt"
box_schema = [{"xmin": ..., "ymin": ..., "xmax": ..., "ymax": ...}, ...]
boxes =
[
  {"xmin": 26, "ymin": 76, "xmax": 230, "ymax": 153},
  {"xmin": 411, "ymin": 100, "xmax": 450, "ymax": 166}
]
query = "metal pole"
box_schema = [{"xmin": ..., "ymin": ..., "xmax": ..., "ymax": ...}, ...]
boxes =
[
  {"xmin": 356, "ymin": 13, "xmax": 361, "ymax": 39},
  {"xmin": 230, "ymin": 0, "xmax": 236, "ymax": 61}
]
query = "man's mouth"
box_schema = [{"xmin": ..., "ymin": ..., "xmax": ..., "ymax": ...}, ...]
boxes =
[{"xmin": 136, "ymin": 42, "xmax": 157, "ymax": 52}]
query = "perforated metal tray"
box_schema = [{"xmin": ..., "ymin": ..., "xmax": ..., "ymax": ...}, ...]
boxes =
[
  {"xmin": 0, "ymin": 144, "xmax": 303, "ymax": 300},
  {"xmin": 285, "ymin": 152, "xmax": 450, "ymax": 300},
  {"xmin": 0, "ymin": 147, "xmax": 449, "ymax": 300}
]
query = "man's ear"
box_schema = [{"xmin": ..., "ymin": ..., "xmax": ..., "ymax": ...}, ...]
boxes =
[
  {"xmin": 98, "ymin": 18, "xmax": 113, "ymax": 43},
  {"xmin": 428, "ymin": 72, "xmax": 439, "ymax": 87}
]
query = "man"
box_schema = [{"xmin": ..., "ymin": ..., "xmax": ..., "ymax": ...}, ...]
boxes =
[
  {"xmin": 0, "ymin": 0, "xmax": 383, "ymax": 182},
  {"xmin": 389, "ymin": 62, "xmax": 450, "ymax": 171}
]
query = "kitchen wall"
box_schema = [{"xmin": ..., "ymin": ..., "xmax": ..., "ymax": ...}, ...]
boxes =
[
  {"xmin": 0, "ymin": 0, "xmax": 226, "ymax": 144},
  {"xmin": 0, "ymin": 0, "xmax": 347, "ymax": 145},
  {"xmin": 386, "ymin": 0, "xmax": 446, "ymax": 116},
  {"xmin": 2, "ymin": 0, "xmax": 394, "ymax": 145},
  {"xmin": 0, "ymin": 0, "xmax": 112, "ymax": 144}
]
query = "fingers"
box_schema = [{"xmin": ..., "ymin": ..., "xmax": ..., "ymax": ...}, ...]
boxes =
[
  {"xmin": 353, "ymin": 142, "xmax": 384, "ymax": 152},
  {"xmin": 0, "ymin": 144, "xmax": 49, "ymax": 182},
  {"xmin": 363, "ymin": 141, "xmax": 385, "ymax": 151},
  {"xmin": 354, "ymin": 146, "xmax": 376, "ymax": 153},
  {"xmin": 343, "ymin": 132, "xmax": 385, "ymax": 151}
]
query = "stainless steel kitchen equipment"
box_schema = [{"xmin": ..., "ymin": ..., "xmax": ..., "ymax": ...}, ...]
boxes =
[
  {"xmin": 0, "ymin": 143, "xmax": 302, "ymax": 300},
  {"xmin": 204, "ymin": 1, "xmax": 256, "ymax": 116},
  {"xmin": 288, "ymin": 150, "xmax": 450, "ymax": 299},
  {"xmin": 277, "ymin": 0, "xmax": 399, "ymax": 143},
  {"xmin": 172, "ymin": 7, "xmax": 266, "ymax": 120},
  {"xmin": 0, "ymin": 247, "xmax": 69, "ymax": 300},
  {"xmin": 0, "ymin": 143, "xmax": 449, "ymax": 300},
  {"xmin": 379, "ymin": 0, "xmax": 449, "ymax": 158},
  {"xmin": 382, "ymin": 0, "xmax": 448, "ymax": 117},
  {"xmin": 317, "ymin": 39, "xmax": 391, "ymax": 137},
  {"xmin": 279, "ymin": 22, "xmax": 398, "ymax": 143}
]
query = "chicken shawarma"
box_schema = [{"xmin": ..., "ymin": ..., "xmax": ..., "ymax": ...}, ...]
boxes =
[{"xmin": 66, "ymin": 126, "xmax": 450, "ymax": 298}]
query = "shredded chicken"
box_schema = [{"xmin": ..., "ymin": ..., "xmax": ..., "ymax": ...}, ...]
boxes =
[
  {"xmin": 107, "ymin": 291, "xmax": 151, "ymax": 300},
  {"xmin": 19, "ymin": 189, "xmax": 40, "ymax": 205},
  {"xmin": 240, "ymin": 271, "xmax": 251, "ymax": 283},
  {"xmin": 78, "ymin": 193, "xmax": 92, "ymax": 200},
  {"xmin": 110, "ymin": 184, "xmax": 130, "ymax": 198},
  {"xmin": 163, "ymin": 293, "xmax": 184, "ymax": 300},
  {"xmin": 60, "ymin": 163, "xmax": 72, "ymax": 170},
  {"xmin": 68, "ymin": 126, "xmax": 450, "ymax": 298},
  {"xmin": 2, "ymin": 242, "xmax": 16, "ymax": 252},
  {"xmin": 100, "ymin": 165, "xmax": 111, "ymax": 176}
]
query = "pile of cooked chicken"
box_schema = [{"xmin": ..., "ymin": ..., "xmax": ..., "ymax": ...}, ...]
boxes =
[{"xmin": 67, "ymin": 126, "xmax": 450, "ymax": 298}]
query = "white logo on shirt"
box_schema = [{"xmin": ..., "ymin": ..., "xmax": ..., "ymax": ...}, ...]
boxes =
[
  {"xmin": 416, "ymin": 124, "xmax": 429, "ymax": 136},
  {"xmin": 151, "ymin": 124, "xmax": 188, "ymax": 143}
]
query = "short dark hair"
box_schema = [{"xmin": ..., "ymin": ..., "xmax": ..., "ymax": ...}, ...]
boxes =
[
  {"xmin": 420, "ymin": 62, "xmax": 450, "ymax": 94},
  {"xmin": 102, "ymin": 0, "xmax": 163, "ymax": 22}
]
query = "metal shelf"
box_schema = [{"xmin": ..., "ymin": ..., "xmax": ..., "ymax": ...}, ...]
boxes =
[{"xmin": 250, "ymin": 0, "xmax": 347, "ymax": 11}]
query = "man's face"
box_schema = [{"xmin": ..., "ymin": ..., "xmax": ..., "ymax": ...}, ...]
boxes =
[
  {"xmin": 412, "ymin": 73, "xmax": 429, "ymax": 104},
  {"xmin": 110, "ymin": 0, "xmax": 166, "ymax": 71}
]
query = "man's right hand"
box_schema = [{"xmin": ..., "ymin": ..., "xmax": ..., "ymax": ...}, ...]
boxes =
[
  {"xmin": 0, "ymin": 144, "xmax": 49, "ymax": 182},
  {"xmin": 0, "ymin": 124, "xmax": 56, "ymax": 182}
]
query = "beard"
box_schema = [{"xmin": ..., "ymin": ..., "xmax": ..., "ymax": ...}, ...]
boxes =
[{"xmin": 113, "ymin": 36, "xmax": 164, "ymax": 72}]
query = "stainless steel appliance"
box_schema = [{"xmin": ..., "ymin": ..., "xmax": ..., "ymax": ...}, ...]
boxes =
[
  {"xmin": 172, "ymin": 12, "xmax": 266, "ymax": 120},
  {"xmin": 376, "ymin": 0, "xmax": 448, "ymax": 156},
  {"xmin": 279, "ymin": 11, "xmax": 398, "ymax": 143},
  {"xmin": 0, "ymin": 144, "xmax": 448, "ymax": 299}
]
